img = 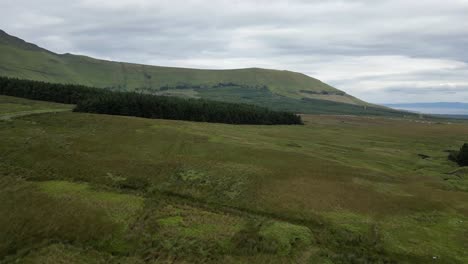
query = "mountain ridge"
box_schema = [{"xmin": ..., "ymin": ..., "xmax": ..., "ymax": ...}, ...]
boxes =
[
  {"xmin": 0, "ymin": 29, "xmax": 403, "ymax": 115},
  {"xmin": 385, "ymin": 102, "xmax": 468, "ymax": 115},
  {"xmin": 0, "ymin": 29, "xmax": 53, "ymax": 54},
  {"xmin": 385, "ymin": 102, "xmax": 468, "ymax": 107}
]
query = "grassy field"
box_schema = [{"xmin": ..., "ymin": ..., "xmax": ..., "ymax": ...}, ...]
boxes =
[
  {"xmin": 0, "ymin": 96, "xmax": 72, "ymax": 121},
  {"xmin": 1, "ymin": 95, "xmax": 467, "ymax": 263},
  {"xmin": 0, "ymin": 95, "xmax": 72, "ymax": 115}
]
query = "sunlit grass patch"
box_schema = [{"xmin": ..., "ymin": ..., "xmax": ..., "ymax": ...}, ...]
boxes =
[
  {"xmin": 157, "ymin": 216, "xmax": 184, "ymax": 227},
  {"xmin": 33, "ymin": 181, "xmax": 147, "ymax": 255},
  {"xmin": 0, "ymin": 177, "xmax": 119, "ymax": 260},
  {"xmin": 382, "ymin": 211, "xmax": 468, "ymax": 263},
  {"xmin": 38, "ymin": 181, "xmax": 144, "ymax": 224},
  {"xmin": 230, "ymin": 218, "xmax": 313, "ymax": 258},
  {"xmin": 130, "ymin": 201, "xmax": 245, "ymax": 262},
  {"xmin": 157, "ymin": 162, "xmax": 261, "ymax": 204},
  {"xmin": 156, "ymin": 203, "xmax": 244, "ymax": 241},
  {"xmin": 258, "ymin": 221, "xmax": 313, "ymax": 255}
]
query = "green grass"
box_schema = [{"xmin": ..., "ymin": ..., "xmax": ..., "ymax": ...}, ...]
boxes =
[
  {"xmin": 0, "ymin": 38, "xmax": 339, "ymax": 97},
  {"xmin": 1, "ymin": 96, "xmax": 468, "ymax": 263},
  {"xmin": 258, "ymin": 221, "xmax": 313, "ymax": 255},
  {"xmin": 38, "ymin": 181, "xmax": 144, "ymax": 224},
  {"xmin": 193, "ymin": 85, "xmax": 405, "ymax": 116},
  {"xmin": 0, "ymin": 95, "xmax": 73, "ymax": 122},
  {"xmin": 382, "ymin": 211, "xmax": 468, "ymax": 262},
  {"xmin": 0, "ymin": 95, "xmax": 73, "ymax": 115},
  {"xmin": 0, "ymin": 177, "xmax": 121, "ymax": 261},
  {"xmin": 19, "ymin": 244, "xmax": 115, "ymax": 264}
]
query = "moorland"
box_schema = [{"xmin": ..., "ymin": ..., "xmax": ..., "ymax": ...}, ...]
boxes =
[{"xmin": 1, "ymin": 95, "xmax": 467, "ymax": 263}]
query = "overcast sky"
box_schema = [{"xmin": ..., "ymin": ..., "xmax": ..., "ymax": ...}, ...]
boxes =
[{"xmin": 1, "ymin": 0, "xmax": 468, "ymax": 103}]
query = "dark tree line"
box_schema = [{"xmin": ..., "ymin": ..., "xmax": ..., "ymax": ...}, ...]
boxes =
[
  {"xmin": 0, "ymin": 76, "xmax": 107, "ymax": 104},
  {"xmin": 0, "ymin": 76, "xmax": 303, "ymax": 125},
  {"xmin": 75, "ymin": 93, "xmax": 302, "ymax": 125},
  {"xmin": 158, "ymin": 82, "xmax": 269, "ymax": 91},
  {"xmin": 300, "ymin": 90, "xmax": 346, "ymax": 96}
]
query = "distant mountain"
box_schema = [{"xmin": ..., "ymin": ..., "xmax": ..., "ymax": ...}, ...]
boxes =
[
  {"xmin": 433, "ymin": 114, "xmax": 468, "ymax": 120},
  {"xmin": 0, "ymin": 29, "xmax": 406, "ymax": 116},
  {"xmin": 385, "ymin": 102, "xmax": 468, "ymax": 115}
]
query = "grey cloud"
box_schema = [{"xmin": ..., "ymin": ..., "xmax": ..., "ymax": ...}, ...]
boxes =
[
  {"xmin": 1, "ymin": 0, "xmax": 468, "ymax": 103},
  {"xmin": 330, "ymin": 66, "xmax": 468, "ymax": 85},
  {"xmin": 384, "ymin": 86, "xmax": 468, "ymax": 95}
]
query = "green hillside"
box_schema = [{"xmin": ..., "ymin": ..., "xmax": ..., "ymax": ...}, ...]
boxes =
[
  {"xmin": 1, "ymin": 95, "xmax": 467, "ymax": 263},
  {"xmin": 0, "ymin": 29, "xmax": 402, "ymax": 116}
]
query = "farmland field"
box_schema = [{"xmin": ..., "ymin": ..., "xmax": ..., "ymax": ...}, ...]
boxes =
[{"xmin": 1, "ymin": 95, "xmax": 467, "ymax": 263}]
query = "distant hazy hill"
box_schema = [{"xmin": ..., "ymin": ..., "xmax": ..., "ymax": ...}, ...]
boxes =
[
  {"xmin": 0, "ymin": 29, "xmax": 405, "ymax": 116},
  {"xmin": 385, "ymin": 102, "xmax": 468, "ymax": 115}
]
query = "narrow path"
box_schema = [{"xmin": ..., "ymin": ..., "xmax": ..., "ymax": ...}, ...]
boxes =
[{"xmin": 0, "ymin": 108, "xmax": 72, "ymax": 121}]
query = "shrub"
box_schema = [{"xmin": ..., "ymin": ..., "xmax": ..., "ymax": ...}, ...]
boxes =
[
  {"xmin": 458, "ymin": 143, "xmax": 468, "ymax": 166},
  {"xmin": 449, "ymin": 143, "xmax": 468, "ymax": 166},
  {"xmin": 448, "ymin": 151, "xmax": 459, "ymax": 163}
]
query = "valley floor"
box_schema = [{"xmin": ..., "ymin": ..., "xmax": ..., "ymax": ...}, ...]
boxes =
[{"xmin": 1, "ymin": 96, "xmax": 467, "ymax": 263}]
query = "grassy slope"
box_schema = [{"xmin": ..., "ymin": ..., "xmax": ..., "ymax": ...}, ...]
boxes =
[
  {"xmin": 0, "ymin": 95, "xmax": 73, "ymax": 115},
  {"xmin": 0, "ymin": 30, "xmax": 396, "ymax": 116},
  {"xmin": 0, "ymin": 39, "xmax": 336, "ymax": 96},
  {"xmin": 0, "ymin": 95, "xmax": 73, "ymax": 121},
  {"xmin": 1, "ymin": 96, "xmax": 467, "ymax": 263}
]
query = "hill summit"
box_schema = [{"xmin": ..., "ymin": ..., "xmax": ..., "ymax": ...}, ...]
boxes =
[{"xmin": 0, "ymin": 29, "xmax": 402, "ymax": 115}]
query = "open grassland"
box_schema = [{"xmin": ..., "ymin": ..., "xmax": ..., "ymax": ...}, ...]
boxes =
[{"xmin": 1, "ymin": 96, "xmax": 468, "ymax": 263}]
